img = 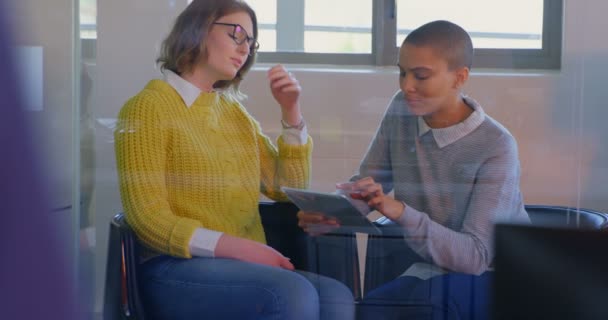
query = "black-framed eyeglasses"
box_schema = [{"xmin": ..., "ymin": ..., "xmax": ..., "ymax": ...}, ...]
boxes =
[{"xmin": 213, "ymin": 22, "xmax": 260, "ymax": 54}]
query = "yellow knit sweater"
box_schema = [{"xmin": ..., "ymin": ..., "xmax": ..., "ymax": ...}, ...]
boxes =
[{"xmin": 114, "ymin": 80, "xmax": 312, "ymax": 258}]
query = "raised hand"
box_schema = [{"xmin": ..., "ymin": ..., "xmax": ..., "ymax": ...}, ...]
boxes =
[{"xmin": 267, "ymin": 64, "xmax": 302, "ymax": 126}]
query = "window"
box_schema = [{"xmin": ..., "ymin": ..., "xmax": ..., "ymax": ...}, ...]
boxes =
[
  {"xmin": 396, "ymin": 0, "xmax": 544, "ymax": 49},
  {"xmin": 249, "ymin": 0, "xmax": 375, "ymax": 65},
  {"xmin": 80, "ymin": 0, "xmax": 96, "ymax": 39},
  {"xmin": 89, "ymin": 0, "xmax": 562, "ymax": 69},
  {"xmin": 251, "ymin": 0, "xmax": 563, "ymax": 69}
]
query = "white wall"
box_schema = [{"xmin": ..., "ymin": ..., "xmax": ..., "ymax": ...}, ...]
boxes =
[{"xmin": 93, "ymin": 0, "xmax": 608, "ymax": 312}]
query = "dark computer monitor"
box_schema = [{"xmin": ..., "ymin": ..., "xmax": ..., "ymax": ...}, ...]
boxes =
[{"xmin": 493, "ymin": 224, "xmax": 608, "ymax": 320}]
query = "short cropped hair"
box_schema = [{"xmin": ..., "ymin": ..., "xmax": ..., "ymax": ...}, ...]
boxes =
[
  {"xmin": 403, "ymin": 20, "xmax": 474, "ymax": 70},
  {"xmin": 157, "ymin": 0, "xmax": 258, "ymax": 94}
]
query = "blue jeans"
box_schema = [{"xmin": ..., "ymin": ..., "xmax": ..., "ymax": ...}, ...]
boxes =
[
  {"xmin": 358, "ymin": 272, "xmax": 493, "ymax": 320},
  {"xmin": 138, "ymin": 255, "xmax": 355, "ymax": 320}
]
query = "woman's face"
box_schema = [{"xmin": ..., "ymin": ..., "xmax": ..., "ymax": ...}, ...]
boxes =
[
  {"xmin": 398, "ymin": 43, "xmax": 463, "ymax": 117},
  {"xmin": 203, "ymin": 11, "xmax": 254, "ymax": 82}
]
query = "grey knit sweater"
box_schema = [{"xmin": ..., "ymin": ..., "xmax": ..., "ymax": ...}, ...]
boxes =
[{"xmin": 354, "ymin": 91, "xmax": 529, "ymax": 275}]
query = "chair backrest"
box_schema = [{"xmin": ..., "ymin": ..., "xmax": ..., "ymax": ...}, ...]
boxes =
[
  {"xmin": 260, "ymin": 201, "xmax": 362, "ymax": 298},
  {"xmin": 258, "ymin": 201, "xmax": 310, "ymax": 270},
  {"xmin": 525, "ymin": 205, "xmax": 608, "ymax": 230},
  {"xmin": 103, "ymin": 213, "xmax": 146, "ymax": 320}
]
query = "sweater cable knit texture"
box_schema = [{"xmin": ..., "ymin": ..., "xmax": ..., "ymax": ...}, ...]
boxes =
[{"xmin": 115, "ymin": 80, "xmax": 312, "ymax": 258}]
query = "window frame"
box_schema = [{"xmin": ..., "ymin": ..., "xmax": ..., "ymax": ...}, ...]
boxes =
[
  {"xmin": 81, "ymin": 0, "xmax": 563, "ymax": 69},
  {"xmin": 255, "ymin": 0, "xmax": 563, "ymax": 70}
]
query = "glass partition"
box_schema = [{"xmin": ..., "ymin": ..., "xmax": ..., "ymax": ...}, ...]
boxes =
[{"xmin": 11, "ymin": 0, "xmax": 608, "ymax": 318}]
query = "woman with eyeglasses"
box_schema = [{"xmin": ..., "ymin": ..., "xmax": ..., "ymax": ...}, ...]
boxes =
[{"xmin": 114, "ymin": 0, "xmax": 354, "ymax": 319}]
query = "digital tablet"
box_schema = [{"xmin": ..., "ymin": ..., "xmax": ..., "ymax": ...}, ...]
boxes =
[{"xmin": 281, "ymin": 187, "xmax": 382, "ymax": 235}]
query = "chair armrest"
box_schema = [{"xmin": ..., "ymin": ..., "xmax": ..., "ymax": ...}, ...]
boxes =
[
  {"xmin": 525, "ymin": 204, "xmax": 608, "ymax": 229},
  {"xmin": 103, "ymin": 214, "xmax": 147, "ymax": 320},
  {"xmin": 121, "ymin": 218, "xmax": 146, "ymax": 319},
  {"xmin": 103, "ymin": 215, "xmax": 124, "ymax": 320}
]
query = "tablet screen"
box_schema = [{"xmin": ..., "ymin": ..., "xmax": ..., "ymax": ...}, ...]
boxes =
[{"xmin": 281, "ymin": 187, "xmax": 382, "ymax": 235}]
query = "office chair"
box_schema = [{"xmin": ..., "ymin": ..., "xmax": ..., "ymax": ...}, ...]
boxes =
[
  {"xmin": 103, "ymin": 201, "xmax": 311, "ymax": 320},
  {"xmin": 364, "ymin": 204, "xmax": 608, "ymax": 290},
  {"xmin": 356, "ymin": 204, "xmax": 608, "ymax": 318}
]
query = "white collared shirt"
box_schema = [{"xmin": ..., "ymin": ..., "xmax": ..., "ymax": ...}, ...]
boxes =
[{"xmin": 417, "ymin": 95, "xmax": 485, "ymax": 148}]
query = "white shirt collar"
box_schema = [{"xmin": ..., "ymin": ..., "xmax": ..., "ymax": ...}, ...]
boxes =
[
  {"xmin": 163, "ymin": 70, "xmax": 201, "ymax": 108},
  {"xmin": 417, "ymin": 95, "xmax": 485, "ymax": 148},
  {"xmin": 418, "ymin": 116, "xmax": 432, "ymax": 137}
]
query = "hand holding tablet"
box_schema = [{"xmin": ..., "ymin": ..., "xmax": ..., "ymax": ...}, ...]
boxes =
[{"xmin": 282, "ymin": 186, "xmax": 382, "ymax": 235}]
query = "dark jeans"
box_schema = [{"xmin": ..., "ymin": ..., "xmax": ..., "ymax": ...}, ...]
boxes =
[{"xmin": 358, "ymin": 272, "xmax": 494, "ymax": 320}]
